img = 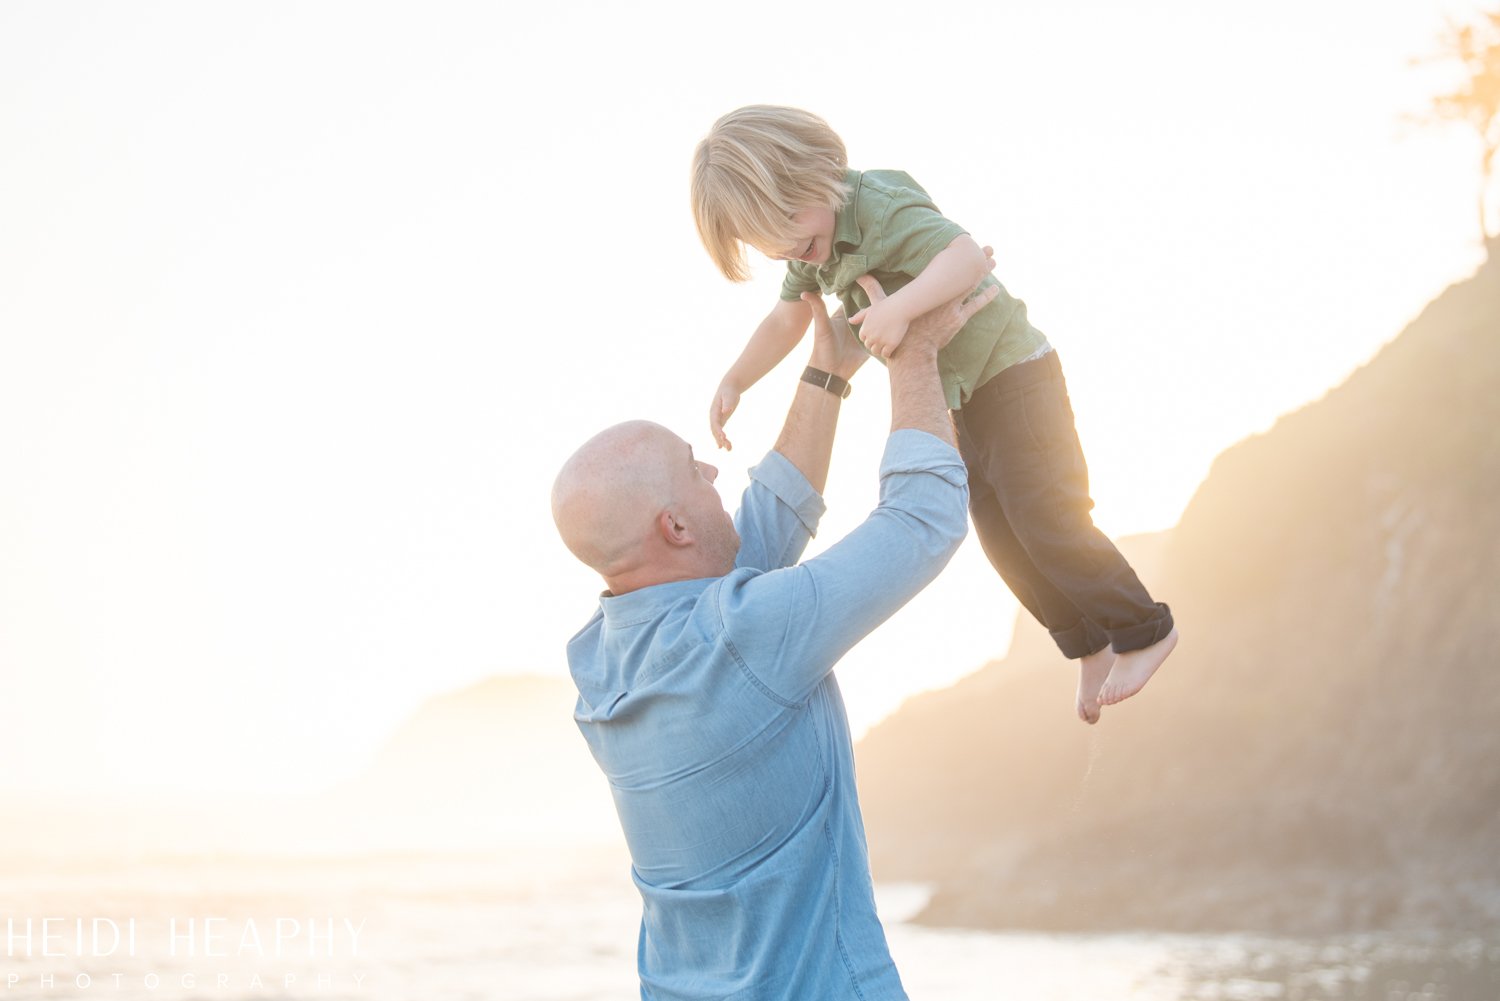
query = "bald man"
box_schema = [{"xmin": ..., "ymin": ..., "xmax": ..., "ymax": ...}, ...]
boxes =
[{"xmin": 552, "ymin": 270, "xmax": 998, "ymax": 1001}]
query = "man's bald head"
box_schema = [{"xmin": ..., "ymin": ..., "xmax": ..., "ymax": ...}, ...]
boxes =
[
  {"xmin": 552, "ymin": 421, "xmax": 681, "ymax": 578},
  {"xmin": 552, "ymin": 420, "xmax": 739, "ymax": 593}
]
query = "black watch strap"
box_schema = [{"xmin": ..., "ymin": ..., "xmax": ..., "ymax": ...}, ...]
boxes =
[{"xmin": 801, "ymin": 366, "xmax": 852, "ymax": 399}]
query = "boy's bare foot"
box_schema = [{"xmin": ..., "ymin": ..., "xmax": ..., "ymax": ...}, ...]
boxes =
[
  {"xmin": 1076, "ymin": 645, "xmax": 1114, "ymax": 725},
  {"xmin": 1098, "ymin": 627, "xmax": 1179, "ymax": 706}
]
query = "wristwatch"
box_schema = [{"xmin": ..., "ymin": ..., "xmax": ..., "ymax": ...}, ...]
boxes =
[{"xmin": 801, "ymin": 366, "xmax": 852, "ymax": 399}]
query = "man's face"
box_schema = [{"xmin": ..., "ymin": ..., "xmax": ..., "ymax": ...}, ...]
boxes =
[
  {"xmin": 749, "ymin": 206, "xmax": 836, "ymax": 266},
  {"xmin": 677, "ymin": 441, "xmax": 739, "ymax": 571}
]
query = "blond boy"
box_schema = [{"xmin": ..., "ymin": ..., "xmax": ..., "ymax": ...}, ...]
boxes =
[{"xmin": 691, "ymin": 105, "xmax": 1178, "ymax": 719}]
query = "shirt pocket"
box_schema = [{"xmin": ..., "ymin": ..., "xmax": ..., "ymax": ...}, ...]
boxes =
[{"xmin": 820, "ymin": 254, "xmax": 868, "ymax": 296}]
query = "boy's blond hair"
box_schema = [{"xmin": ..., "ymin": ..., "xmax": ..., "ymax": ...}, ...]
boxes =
[{"xmin": 690, "ymin": 105, "xmax": 849, "ymax": 282}]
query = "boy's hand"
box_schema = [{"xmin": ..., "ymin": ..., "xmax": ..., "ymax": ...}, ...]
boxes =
[
  {"xmin": 858, "ymin": 247, "xmax": 999, "ymax": 357},
  {"xmin": 709, "ymin": 381, "xmax": 741, "ymax": 451},
  {"xmin": 847, "ymin": 297, "xmax": 910, "ymax": 360}
]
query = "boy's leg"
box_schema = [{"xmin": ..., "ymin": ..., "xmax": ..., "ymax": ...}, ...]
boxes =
[
  {"xmin": 963, "ymin": 351, "xmax": 1176, "ymax": 706},
  {"xmin": 955, "ymin": 408, "xmax": 1112, "ymax": 723}
]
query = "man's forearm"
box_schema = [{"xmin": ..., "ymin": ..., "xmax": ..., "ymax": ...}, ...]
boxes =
[
  {"xmin": 771, "ymin": 298, "xmax": 865, "ymax": 495},
  {"xmin": 772, "ymin": 379, "xmax": 841, "ymax": 495},
  {"xmin": 774, "ymin": 319, "xmax": 956, "ymax": 497},
  {"xmin": 888, "ymin": 345, "xmax": 955, "ymax": 448}
]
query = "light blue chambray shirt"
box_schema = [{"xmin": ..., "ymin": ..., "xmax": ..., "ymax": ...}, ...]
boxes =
[{"xmin": 566, "ymin": 429, "xmax": 968, "ymax": 1001}]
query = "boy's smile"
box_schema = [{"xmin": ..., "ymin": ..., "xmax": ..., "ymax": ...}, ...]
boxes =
[{"xmin": 753, "ymin": 206, "xmax": 835, "ymax": 266}]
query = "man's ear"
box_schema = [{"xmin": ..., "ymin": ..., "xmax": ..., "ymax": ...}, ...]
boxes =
[{"xmin": 658, "ymin": 509, "xmax": 693, "ymax": 548}]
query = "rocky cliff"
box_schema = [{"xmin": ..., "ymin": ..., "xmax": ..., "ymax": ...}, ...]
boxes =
[{"xmin": 856, "ymin": 253, "xmax": 1500, "ymax": 934}]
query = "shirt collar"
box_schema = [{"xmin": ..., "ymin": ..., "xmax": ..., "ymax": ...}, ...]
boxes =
[{"xmin": 599, "ymin": 577, "xmax": 714, "ymax": 628}]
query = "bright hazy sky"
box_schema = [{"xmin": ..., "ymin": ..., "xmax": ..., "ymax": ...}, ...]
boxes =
[{"xmin": 0, "ymin": 1, "xmax": 1488, "ymax": 794}]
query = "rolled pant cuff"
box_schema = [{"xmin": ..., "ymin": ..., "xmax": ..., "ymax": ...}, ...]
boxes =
[
  {"xmin": 1051, "ymin": 619, "xmax": 1110, "ymax": 660},
  {"xmin": 1107, "ymin": 603, "xmax": 1175, "ymax": 654}
]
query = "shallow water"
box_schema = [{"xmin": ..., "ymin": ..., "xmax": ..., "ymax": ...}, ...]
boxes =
[{"xmin": 1, "ymin": 852, "xmax": 1494, "ymax": 1001}]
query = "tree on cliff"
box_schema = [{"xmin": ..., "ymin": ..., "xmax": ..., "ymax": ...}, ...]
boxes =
[{"xmin": 1418, "ymin": 8, "xmax": 1500, "ymax": 246}]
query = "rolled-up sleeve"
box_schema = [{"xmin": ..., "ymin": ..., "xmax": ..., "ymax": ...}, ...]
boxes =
[
  {"xmin": 733, "ymin": 450, "xmax": 827, "ymax": 573},
  {"xmin": 878, "ymin": 196, "xmax": 968, "ymax": 277},
  {"xmin": 720, "ymin": 429, "xmax": 969, "ymax": 706}
]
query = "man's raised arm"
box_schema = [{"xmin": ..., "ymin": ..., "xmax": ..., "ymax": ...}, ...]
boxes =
[
  {"xmin": 774, "ymin": 249, "xmax": 998, "ymax": 488},
  {"xmin": 767, "ymin": 294, "xmax": 868, "ymax": 496},
  {"xmin": 721, "ymin": 264, "xmax": 1001, "ymax": 705},
  {"xmin": 730, "ymin": 293, "xmax": 868, "ymax": 574},
  {"xmin": 869, "ymin": 272, "xmax": 964, "ymax": 448},
  {"xmin": 732, "ymin": 252, "xmax": 996, "ymax": 574}
]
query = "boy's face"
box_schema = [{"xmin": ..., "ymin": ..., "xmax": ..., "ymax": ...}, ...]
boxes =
[{"xmin": 750, "ymin": 206, "xmax": 836, "ymax": 266}]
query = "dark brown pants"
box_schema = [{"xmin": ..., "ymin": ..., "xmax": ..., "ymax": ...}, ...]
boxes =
[{"xmin": 953, "ymin": 350, "xmax": 1173, "ymax": 659}]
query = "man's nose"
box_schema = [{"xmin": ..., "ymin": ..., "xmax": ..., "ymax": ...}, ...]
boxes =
[{"xmin": 702, "ymin": 462, "xmax": 719, "ymax": 482}]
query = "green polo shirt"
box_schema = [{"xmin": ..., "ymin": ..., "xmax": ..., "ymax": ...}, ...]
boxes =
[{"xmin": 780, "ymin": 169, "xmax": 1047, "ymax": 410}]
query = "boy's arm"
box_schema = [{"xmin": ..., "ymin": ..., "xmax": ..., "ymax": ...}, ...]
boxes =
[
  {"xmin": 851, "ymin": 234, "xmax": 988, "ymax": 358},
  {"xmin": 710, "ymin": 296, "xmax": 813, "ymax": 450}
]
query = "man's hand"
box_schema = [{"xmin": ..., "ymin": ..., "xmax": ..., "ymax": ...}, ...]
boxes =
[
  {"xmin": 709, "ymin": 380, "xmax": 741, "ymax": 451},
  {"xmin": 858, "ymin": 245, "xmax": 999, "ymax": 359},
  {"xmin": 801, "ymin": 292, "xmax": 868, "ymax": 381}
]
